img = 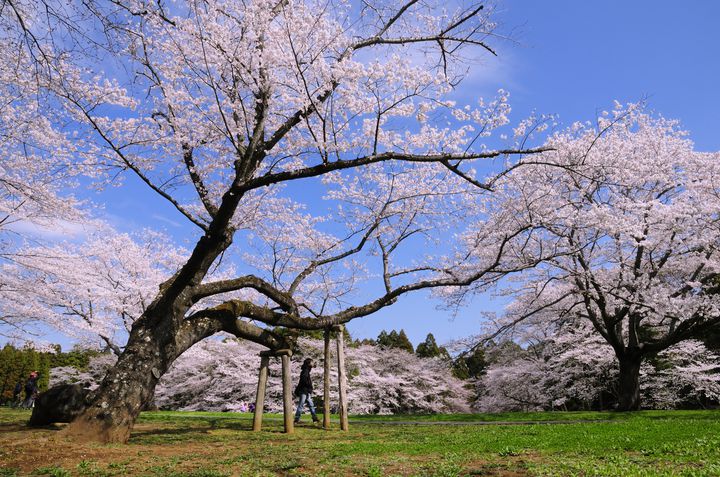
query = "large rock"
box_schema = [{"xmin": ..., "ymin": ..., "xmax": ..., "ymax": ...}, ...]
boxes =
[{"xmin": 29, "ymin": 384, "xmax": 90, "ymax": 426}]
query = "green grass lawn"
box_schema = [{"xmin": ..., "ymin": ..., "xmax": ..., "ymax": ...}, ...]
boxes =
[{"xmin": 1, "ymin": 408, "xmax": 719, "ymax": 476}]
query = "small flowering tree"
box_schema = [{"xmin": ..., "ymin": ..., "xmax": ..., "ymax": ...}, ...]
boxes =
[
  {"xmin": 339, "ymin": 341, "xmax": 471, "ymax": 414},
  {"xmin": 640, "ymin": 340, "xmax": 720, "ymax": 409},
  {"xmin": 50, "ymin": 354, "xmax": 118, "ymax": 391}
]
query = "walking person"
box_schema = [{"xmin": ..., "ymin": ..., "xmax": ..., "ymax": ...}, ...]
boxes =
[
  {"xmin": 12, "ymin": 382, "xmax": 22, "ymax": 408},
  {"xmin": 294, "ymin": 358, "xmax": 319, "ymax": 424},
  {"xmin": 22, "ymin": 371, "xmax": 39, "ymax": 409}
]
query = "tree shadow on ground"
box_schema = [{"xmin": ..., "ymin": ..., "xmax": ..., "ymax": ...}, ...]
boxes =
[
  {"xmin": 0, "ymin": 423, "xmax": 64, "ymax": 433},
  {"xmin": 130, "ymin": 425, "xmax": 216, "ymax": 442}
]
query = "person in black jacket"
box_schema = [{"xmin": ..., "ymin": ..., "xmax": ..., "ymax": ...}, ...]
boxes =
[
  {"xmin": 294, "ymin": 358, "xmax": 319, "ymax": 424},
  {"xmin": 22, "ymin": 371, "xmax": 39, "ymax": 408}
]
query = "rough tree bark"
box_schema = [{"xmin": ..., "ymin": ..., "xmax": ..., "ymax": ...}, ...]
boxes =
[
  {"xmin": 64, "ymin": 310, "xmax": 220, "ymax": 442},
  {"xmin": 616, "ymin": 352, "xmax": 643, "ymax": 412},
  {"xmin": 61, "ymin": 214, "xmax": 286, "ymax": 442},
  {"xmin": 63, "ymin": 159, "xmax": 267, "ymax": 441}
]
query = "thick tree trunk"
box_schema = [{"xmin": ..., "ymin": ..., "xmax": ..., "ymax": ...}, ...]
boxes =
[
  {"xmin": 63, "ymin": 307, "xmax": 221, "ymax": 443},
  {"xmin": 61, "ymin": 161, "xmax": 261, "ymax": 443},
  {"xmin": 616, "ymin": 354, "xmax": 643, "ymax": 411}
]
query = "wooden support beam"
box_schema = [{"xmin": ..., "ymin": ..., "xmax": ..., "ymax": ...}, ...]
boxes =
[
  {"xmin": 260, "ymin": 348, "xmax": 292, "ymax": 357},
  {"xmin": 323, "ymin": 328, "xmax": 331, "ymax": 430},
  {"xmin": 252, "ymin": 355, "xmax": 269, "ymax": 431},
  {"xmin": 281, "ymin": 353, "xmax": 294, "ymax": 434},
  {"xmin": 334, "ymin": 325, "xmax": 349, "ymax": 431}
]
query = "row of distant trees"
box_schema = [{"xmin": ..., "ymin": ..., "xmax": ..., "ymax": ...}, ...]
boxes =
[
  {"xmin": 348, "ymin": 327, "xmax": 720, "ymax": 412},
  {"xmin": 367, "ymin": 330, "xmax": 486, "ymax": 380},
  {"xmin": 475, "ymin": 326, "xmax": 720, "ymax": 412},
  {"xmin": 0, "ymin": 330, "xmax": 485, "ymax": 414},
  {"xmin": 48, "ymin": 336, "xmax": 472, "ymax": 415},
  {"xmin": 6, "ymin": 324, "xmax": 719, "ymax": 413},
  {"xmin": 0, "ymin": 345, "xmax": 100, "ymax": 403}
]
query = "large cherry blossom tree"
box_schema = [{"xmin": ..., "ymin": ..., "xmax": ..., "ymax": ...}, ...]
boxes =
[
  {"xmin": 474, "ymin": 323, "xmax": 720, "ymax": 412},
  {"xmin": 0, "ymin": 52, "xmax": 84, "ymax": 242},
  {"xmin": 475, "ymin": 105, "xmax": 720, "ymax": 411},
  {"xmin": 0, "ymin": 0, "xmax": 109, "ymax": 343},
  {"xmin": 2, "ymin": 0, "xmax": 548, "ymax": 442}
]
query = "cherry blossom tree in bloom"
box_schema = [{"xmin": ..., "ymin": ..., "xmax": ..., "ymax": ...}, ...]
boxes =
[
  {"xmin": 475, "ymin": 321, "xmax": 720, "ymax": 412},
  {"xmin": 2, "ymin": 0, "xmax": 548, "ymax": 442},
  {"xmin": 0, "ymin": 0, "xmax": 116, "ymax": 342},
  {"xmin": 0, "ymin": 48, "xmax": 84, "ymax": 244},
  {"xmin": 0, "ymin": 226, "xmax": 188, "ymax": 349},
  {"xmin": 474, "ymin": 104, "xmax": 720, "ymax": 411},
  {"xmin": 0, "ymin": 14, "xmax": 83, "ymax": 271}
]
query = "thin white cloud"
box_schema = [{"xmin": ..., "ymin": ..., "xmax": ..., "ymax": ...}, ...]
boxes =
[
  {"xmin": 5, "ymin": 219, "xmax": 94, "ymax": 241},
  {"xmin": 151, "ymin": 214, "xmax": 183, "ymax": 228}
]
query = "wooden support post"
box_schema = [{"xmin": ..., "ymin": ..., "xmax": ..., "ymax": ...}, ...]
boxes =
[
  {"xmin": 280, "ymin": 350, "xmax": 294, "ymax": 434},
  {"xmin": 333, "ymin": 325, "xmax": 349, "ymax": 431},
  {"xmin": 323, "ymin": 328, "xmax": 331, "ymax": 430},
  {"xmin": 252, "ymin": 355, "xmax": 269, "ymax": 432}
]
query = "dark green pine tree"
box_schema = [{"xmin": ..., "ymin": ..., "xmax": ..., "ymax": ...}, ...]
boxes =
[
  {"xmin": 416, "ymin": 333, "xmax": 441, "ymax": 358},
  {"xmin": 0, "ymin": 343, "xmax": 102, "ymax": 402},
  {"xmin": 376, "ymin": 330, "xmax": 392, "ymax": 348},
  {"xmin": 388, "ymin": 330, "xmax": 400, "ymax": 347},
  {"xmin": 395, "ymin": 330, "xmax": 415, "ymax": 354},
  {"xmin": 0, "ymin": 345, "xmax": 39, "ymax": 402},
  {"xmin": 452, "ymin": 346, "xmax": 487, "ymax": 380},
  {"xmin": 463, "ymin": 347, "xmax": 487, "ymax": 378},
  {"xmin": 376, "ymin": 329, "xmax": 414, "ymax": 353}
]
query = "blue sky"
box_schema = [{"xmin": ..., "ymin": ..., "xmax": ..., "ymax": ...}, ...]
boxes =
[
  {"xmin": 348, "ymin": 1, "xmax": 720, "ymax": 345},
  {"xmin": 495, "ymin": 0, "xmax": 720, "ymax": 151},
  {"xmin": 18, "ymin": 1, "xmax": 719, "ymax": 351}
]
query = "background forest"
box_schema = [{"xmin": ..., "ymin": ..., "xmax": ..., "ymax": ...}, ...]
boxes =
[{"xmin": 5, "ymin": 326, "xmax": 719, "ymax": 414}]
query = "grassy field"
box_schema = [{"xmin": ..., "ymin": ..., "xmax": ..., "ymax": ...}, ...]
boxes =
[{"xmin": 1, "ymin": 408, "xmax": 719, "ymax": 476}]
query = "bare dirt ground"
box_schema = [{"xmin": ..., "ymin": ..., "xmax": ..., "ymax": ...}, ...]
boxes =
[{"xmin": 0, "ymin": 413, "xmax": 529, "ymax": 476}]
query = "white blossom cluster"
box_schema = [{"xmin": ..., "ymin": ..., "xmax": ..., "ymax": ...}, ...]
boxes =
[
  {"xmin": 154, "ymin": 337, "xmax": 471, "ymax": 414},
  {"xmin": 51, "ymin": 337, "xmax": 471, "ymax": 414}
]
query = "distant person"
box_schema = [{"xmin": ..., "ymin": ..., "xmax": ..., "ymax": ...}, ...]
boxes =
[
  {"xmin": 294, "ymin": 358, "xmax": 319, "ymax": 424},
  {"xmin": 12, "ymin": 382, "xmax": 22, "ymax": 407},
  {"xmin": 22, "ymin": 371, "xmax": 39, "ymax": 408}
]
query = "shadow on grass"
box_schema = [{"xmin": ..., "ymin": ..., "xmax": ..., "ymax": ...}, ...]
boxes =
[
  {"xmin": 0, "ymin": 423, "xmax": 65, "ymax": 433},
  {"xmin": 130, "ymin": 425, "xmax": 218, "ymax": 443},
  {"xmin": 130, "ymin": 420, "xmax": 336, "ymax": 444}
]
